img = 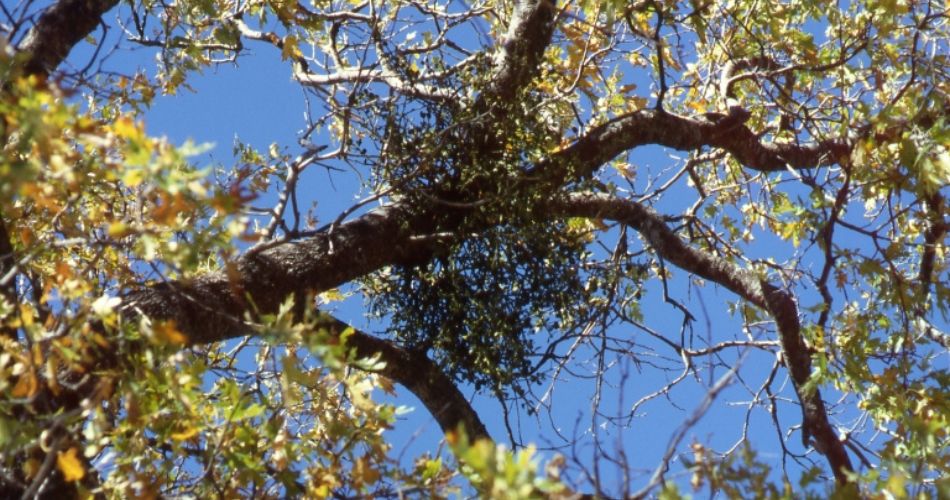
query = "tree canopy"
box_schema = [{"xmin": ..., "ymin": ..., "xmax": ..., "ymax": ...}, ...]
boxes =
[{"xmin": 1, "ymin": 0, "xmax": 948, "ymax": 497}]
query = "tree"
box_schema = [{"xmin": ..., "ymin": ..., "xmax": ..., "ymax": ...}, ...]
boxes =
[{"xmin": 1, "ymin": 0, "xmax": 948, "ymax": 497}]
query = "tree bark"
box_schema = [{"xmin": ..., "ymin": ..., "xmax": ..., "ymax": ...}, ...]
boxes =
[{"xmin": 15, "ymin": 0, "xmax": 120, "ymax": 77}]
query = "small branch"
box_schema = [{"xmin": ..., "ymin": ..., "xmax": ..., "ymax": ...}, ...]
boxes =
[
  {"xmin": 538, "ymin": 108, "xmax": 850, "ymax": 183},
  {"xmin": 231, "ymin": 17, "xmax": 457, "ymax": 100},
  {"xmin": 552, "ymin": 192, "xmax": 855, "ymax": 483},
  {"xmin": 631, "ymin": 350, "xmax": 746, "ymax": 499},
  {"xmin": 262, "ymin": 151, "xmax": 321, "ymax": 240},
  {"xmin": 650, "ymin": 1, "xmax": 668, "ymax": 111}
]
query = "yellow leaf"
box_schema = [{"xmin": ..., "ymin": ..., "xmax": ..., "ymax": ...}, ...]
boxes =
[
  {"xmin": 107, "ymin": 222, "xmax": 132, "ymax": 237},
  {"xmin": 170, "ymin": 426, "xmax": 199, "ymax": 441},
  {"xmin": 353, "ymin": 455, "xmax": 381, "ymax": 487},
  {"xmin": 22, "ymin": 457, "xmax": 41, "ymax": 479},
  {"xmin": 271, "ymin": 430, "xmax": 289, "ymax": 471},
  {"xmin": 281, "ymin": 35, "xmax": 302, "ymax": 61},
  {"xmin": 445, "ymin": 430, "xmax": 460, "ymax": 446},
  {"xmin": 686, "ymin": 99, "xmax": 709, "ymax": 113},
  {"xmin": 311, "ymin": 484, "xmax": 330, "ymax": 499},
  {"xmin": 122, "ymin": 167, "xmax": 146, "ymax": 187},
  {"xmin": 18, "ymin": 303, "xmax": 35, "ymax": 328},
  {"xmin": 153, "ymin": 320, "xmax": 188, "ymax": 345},
  {"xmin": 613, "ymin": 162, "xmax": 635, "ymax": 179},
  {"xmin": 113, "ymin": 116, "xmax": 144, "ymax": 142},
  {"xmin": 348, "ymin": 384, "xmax": 373, "ymax": 411},
  {"xmin": 886, "ymin": 471, "xmax": 906, "ymax": 497},
  {"xmin": 56, "ymin": 447, "xmax": 85, "ymax": 482},
  {"xmin": 319, "ymin": 288, "xmax": 344, "ymax": 303},
  {"xmin": 11, "ymin": 368, "xmax": 38, "ymax": 398},
  {"xmin": 46, "ymin": 355, "xmax": 61, "ymax": 395}
]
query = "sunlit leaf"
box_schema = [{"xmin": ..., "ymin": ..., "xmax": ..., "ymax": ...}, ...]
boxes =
[{"xmin": 56, "ymin": 448, "xmax": 85, "ymax": 482}]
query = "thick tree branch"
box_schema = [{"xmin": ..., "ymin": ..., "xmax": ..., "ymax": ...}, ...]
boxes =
[
  {"xmin": 124, "ymin": 204, "xmax": 426, "ymax": 344},
  {"xmin": 551, "ymin": 192, "xmax": 854, "ymax": 484},
  {"xmin": 314, "ymin": 314, "xmax": 489, "ymax": 441},
  {"xmin": 915, "ymin": 192, "xmax": 949, "ymax": 348},
  {"xmin": 0, "ymin": 216, "xmax": 15, "ymax": 339},
  {"xmin": 555, "ymin": 194, "xmax": 769, "ymax": 307},
  {"xmin": 488, "ymin": 0, "xmax": 558, "ymax": 100},
  {"xmin": 917, "ymin": 192, "xmax": 947, "ymax": 296},
  {"xmin": 122, "ymin": 206, "xmax": 494, "ymax": 441},
  {"xmin": 14, "ymin": 0, "xmax": 119, "ymax": 77},
  {"xmin": 540, "ymin": 109, "xmax": 850, "ymax": 179}
]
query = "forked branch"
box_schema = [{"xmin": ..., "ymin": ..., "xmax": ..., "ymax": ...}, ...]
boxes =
[{"xmin": 552, "ymin": 192, "xmax": 854, "ymax": 483}]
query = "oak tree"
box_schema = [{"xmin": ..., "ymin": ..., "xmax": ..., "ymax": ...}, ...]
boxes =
[{"xmin": 1, "ymin": 0, "xmax": 948, "ymax": 497}]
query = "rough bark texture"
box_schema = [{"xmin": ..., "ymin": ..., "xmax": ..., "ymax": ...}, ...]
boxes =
[
  {"xmin": 489, "ymin": 0, "xmax": 558, "ymax": 100},
  {"xmin": 0, "ymin": 217, "xmax": 16, "ymax": 339},
  {"xmin": 761, "ymin": 283, "xmax": 854, "ymax": 483},
  {"xmin": 542, "ymin": 110, "xmax": 850, "ymax": 180},
  {"xmin": 15, "ymin": 0, "xmax": 120, "ymax": 77},
  {"xmin": 126, "ymin": 205, "xmax": 418, "ymax": 343}
]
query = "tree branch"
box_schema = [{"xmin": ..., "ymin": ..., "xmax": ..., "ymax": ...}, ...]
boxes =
[
  {"xmin": 550, "ymin": 192, "xmax": 854, "ymax": 484},
  {"xmin": 539, "ymin": 109, "xmax": 850, "ymax": 180},
  {"xmin": 314, "ymin": 314, "xmax": 490, "ymax": 441},
  {"xmin": 123, "ymin": 204, "xmax": 429, "ymax": 344},
  {"xmin": 14, "ymin": 0, "xmax": 119, "ymax": 77},
  {"xmin": 0, "ymin": 216, "xmax": 16, "ymax": 339},
  {"xmin": 487, "ymin": 0, "xmax": 558, "ymax": 100},
  {"xmin": 231, "ymin": 17, "xmax": 457, "ymax": 101},
  {"xmin": 122, "ymin": 207, "xmax": 493, "ymax": 440}
]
